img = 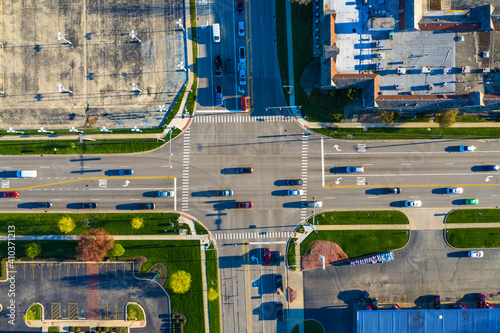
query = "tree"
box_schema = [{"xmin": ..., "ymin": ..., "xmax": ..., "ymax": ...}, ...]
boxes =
[
  {"xmin": 109, "ymin": 243, "xmax": 125, "ymax": 257},
  {"xmin": 208, "ymin": 287, "xmax": 219, "ymax": 302},
  {"xmin": 58, "ymin": 216, "xmax": 76, "ymax": 234},
  {"xmin": 131, "ymin": 217, "xmax": 144, "ymax": 230},
  {"xmin": 76, "ymin": 228, "xmax": 114, "ymax": 262},
  {"xmin": 169, "ymin": 270, "xmax": 192, "ymax": 294},
  {"xmin": 25, "ymin": 243, "xmax": 41, "ymax": 259},
  {"xmin": 379, "ymin": 111, "xmax": 395, "ymax": 126},
  {"xmin": 436, "ymin": 109, "xmax": 458, "ymax": 128}
]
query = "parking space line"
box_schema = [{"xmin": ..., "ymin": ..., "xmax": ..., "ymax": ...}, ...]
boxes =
[
  {"xmin": 68, "ymin": 303, "xmax": 78, "ymax": 320},
  {"xmin": 51, "ymin": 303, "xmax": 61, "ymax": 320},
  {"xmin": 32, "ymin": 263, "xmax": 34, "ymax": 280},
  {"xmin": 41, "ymin": 264, "xmax": 43, "ymax": 280}
]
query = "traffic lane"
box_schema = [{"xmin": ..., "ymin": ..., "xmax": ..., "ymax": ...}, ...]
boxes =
[{"xmin": 303, "ymin": 230, "xmax": 500, "ymax": 331}]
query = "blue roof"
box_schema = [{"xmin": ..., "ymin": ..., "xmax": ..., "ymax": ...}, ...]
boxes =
[{"xmin": 357, "ymin": 309, "xmax": 500, "ymax": 333}]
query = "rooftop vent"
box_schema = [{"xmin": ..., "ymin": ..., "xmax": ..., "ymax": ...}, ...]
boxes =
[
  {"xmin": 462, "ymin": 66, "xmax": 470, "ymax": 73},
  {"xmin": 376, "ymin": 41, "xmax": 385, "ymax": 48},
  {"xmin": 483, "ymin": 68, "xmax": 491, "ymax": 73},
  {"xmin": 483, "ymin": 51, "xmax": 490, "ymax": 58}
]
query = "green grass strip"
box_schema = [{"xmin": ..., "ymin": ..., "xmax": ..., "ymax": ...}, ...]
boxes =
[
  {"xmin": 0, "ymin": 213, "xmax": 182, "ymax": 235},
  {"xmin": 446, "ymin": 209, "xmax": 500, "ymax": 223},
  {"xmin": 300, "ymin": 230, "xmax": 408, "ymax": 258},
  {"xmin": 446, "ymin": 228, "xmax": 500, "ymax": 248},
  {"xmin": 313, "ymin": 127, "xmax": 500, "ymax": 140},
  {"xmin": 287, "ymin": 238, "xmax": 297, "ymax": 271},
  {"xmin": 308, "ymin": 211, "xmax": 408, "ymax": 225},
  {"xmin": 206, "ymin": 245, "xmax": 221, "ymax": 333}
]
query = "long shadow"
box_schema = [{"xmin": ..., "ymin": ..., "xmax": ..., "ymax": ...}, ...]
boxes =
[
  {"xmin": 212, "ymin": 201, "xmax": 237, "ymax": 210},
  {"xmin": 447, "ymin": 251, "xmax": 468, "ymax": 258},
  {"xmin": 253, "ymin": 301, "xmax": 278, "ymax": 321},
  {"xmin": 143, "ymin": 191, "xmax": 160, "ymax": 198},
  {"xmin": 283, "ymin": 202, "xmax": 305, "ymax": 209},
  {"xmin": 444, "ymin": 146, "xmax": 462, "ymax": 153},
  {"xmin": 192, "ymin": 190, "xmax": 220, "ymax": 197},
  {"xmin": 365, "ymin": 188, "xmax": 386, "ymax": 195},
  {"xmin": 389, "ymin": 201, "xmax": 408, "ymax": 208},
  {"xmin": 17, "ymin": 202, "xmax": 44, "ymax": 209},
  {"xmin": 0, "ymin": 171, "xmax": 19, "ymax": 178},
  {"xmin": 274, "ymin": 180, "xmax": 289, "ymax": 187},
  {"xmin": 70, "ymin": 169, "xmax": 102, "ymax": 174},
  {"xmin": 330, "ymin": 167, "xmax": 349, "ymax": 174},
  {"xmin": 432, "ymin": 188, "xmax": 448, "ymax": 195},
  {"xmin": 115, "ymin": 203, "xmax": 148, "ymax": 210},
  {"xmin": 271, "ymin": 190, "xmax": 289, "ymax": 197},
  {"xmin": 221, "ymin": 168, "xmax": 239, "ymax": 175}
]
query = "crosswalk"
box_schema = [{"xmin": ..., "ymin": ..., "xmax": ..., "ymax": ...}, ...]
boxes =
[
  {"xmin": 300, "ymin": 133, "xmax": 309, "ymax": 219},
  {"xmin": 193, "ymin": 115, "xmax": 294, "ymax": 123},
  {"xmin": 213, "ymin": 231, "xmax": 292, "ymax": 240},
  {"xmin": 181, "ymin": 129, "xmax": 191, "ymax": 212}
]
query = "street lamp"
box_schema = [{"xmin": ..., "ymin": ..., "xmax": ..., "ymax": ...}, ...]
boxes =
[
  {"xmin": 57, "ymin": 83, "xmax": 72, "ymax": 94},
  {"xmin": 7, "ymin": 128, "xmax": 24, "ymax": 135},
  {"xmin": 131, "ymin": 126, "xmax": 142, "ymax": 133},
  {"xmin": 167, "ymin": 127, "xmax": 174, "ymax": 168},
  {"xmin": 69, "ymin": 127, "xmax": 83, "ymax": 134},
  {"xmin": 176, "ymin": 19, "xmax": 185, "ymax": 31},
  {"xmin": 129, "ymin": 30, "xmax": 142, "ymax": 43},
  {"xmin": 177, "ymin": 62, "xmax": 186, "ymax": 71},
  {"xmin": 100, "ymin": 126, "xmax": 113, "ymax": 133},
  {"xmin": 130, "ymin": 83, "xmax": 142, "ymax": 96},
  {"xmin": 38, "ymin": 127, "xmax": 54, "ymax": 134},
  {"xmin": 55, "ymin": 32, "xmax": 72, "ymax": 45}
]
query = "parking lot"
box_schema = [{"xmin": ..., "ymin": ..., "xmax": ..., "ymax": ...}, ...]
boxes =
[{"xmin": 0, "ymin": 261, "xmax": 170, "ymax": 332}]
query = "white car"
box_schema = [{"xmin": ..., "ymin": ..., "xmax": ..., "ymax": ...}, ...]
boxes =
[
  {"xmin": 446, "ymin": 187, "xmax": 463, "ymax": 194},
  {"xmin": 459, "ymin": 145, "xmax": 476, "ymax": 152},
  {"xmin": 306, "ymin": 201, "xmax": 322, "ymax": 207},
  {"xmin": 158, "ymin": 191, "xmax": 175, "ymax": 197},
  {"xmin": 468, "ymin": 250, "xmax": 483, "ymax": 258},
  {"xmin": 287, "ymin": 189, "xmax": 303, "ymax": 196},
  {"xmin": 238, "ymin": 21, "xmax": 245, "ymax": 37},
  {"xmin": 239, "ymin": 68, "xmax": 246, "ymax": 86},
  {"xmin": 405, "ymin": 200, "xmax": 422, "ymax": 207}
]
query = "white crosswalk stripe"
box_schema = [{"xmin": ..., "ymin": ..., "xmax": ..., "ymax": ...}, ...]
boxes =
[
  {"xmin": 181, "ymin": 129, "xmax": 191, "ymax": 212},
  {"xmin": 213, "ymin": 231, "xmax": 292, "ymax": 240},
  {"xmin": 193, "ymin": 115, "xmax": 294, "ymax": 123}
]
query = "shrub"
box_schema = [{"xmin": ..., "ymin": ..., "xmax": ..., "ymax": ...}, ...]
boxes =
[
  {"xmin": 25, "ymin": 243, "xmax": 41, "ymax": 259},
  {"xmin": 208, "ymin": 287, "xmax": 219, "ymax": 301},
  {"xmin": 109, "ymin": 243, "xmax": 125, "ymax": 257},
  {"xmin": 58, "ymin": 216, "xmax": 76, "ymax": 234},
  {"xmin": 169, "ymin": 270, "xmax": 192, "ymax": 294},
  {"xmin": 131, "ymin": 217, "xmax": 144, "ymax": 230}
]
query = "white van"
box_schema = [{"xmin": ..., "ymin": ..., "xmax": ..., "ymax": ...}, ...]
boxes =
[
  {"xmin": 16, "ymin": 170, "xmax": 37, "ymax": 178},
  {"xmin": 213, "ymin": 24, "xmax": 220, "ymax": 43}
]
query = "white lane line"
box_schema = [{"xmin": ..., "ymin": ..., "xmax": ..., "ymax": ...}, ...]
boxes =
[
  {"xmin": 401, "ymin": 163, "xmax": 412, "ymax": 166},
  {"xmin": 324, "ymin": 197, "xmax": 336, "ymax": 199},
  {"xmin": 367, "ymin": 197, "xmax": 379, "ymax": 199},
  {"xmin": 39, "ymin": 166, "xmax": 50, "ymax": 169},
  {"xmin": 363, "ymin": 164, "xmax": 374, "ymax": 166},
  {"xmin": 321, "ymin": 137, "xmax": 325, "ymax": 187},
  {"xmin": 325, "ymin": 172, "xmax": 495, "ymax": 177}
]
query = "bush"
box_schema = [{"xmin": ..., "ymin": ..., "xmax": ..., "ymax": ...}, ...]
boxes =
[
  {"xmin": 436, "ymin": 109, "xmax": 458, "ymax": 128},
  {"xmin": 208, "ymin": 287, "xmax": 219, "ymax": 301},
  {"xmin": 131, "ymin": 217, "xmax": 144, "ymax": 230},
  {"xmin": 109, "ymin": 243, "xmax": 125, "ymax": 257},
  {"xmin": 380, "ymin": 111, "xmax": 394, "ymax": 126},
  {"xmin": 58, "ymin": 216, "xmax": 76, "ymax": 234},
  {"xmin": 169, "ymin": 270, "xmax": 192, "ymax": 294},
  {"xmin": 25, "ymin": 243, "xmax": 41, "ymax": 259}
]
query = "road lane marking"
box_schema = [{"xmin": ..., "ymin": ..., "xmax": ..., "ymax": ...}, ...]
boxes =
[{"xmin": 324, "ymin": 183, "xmax": 500, "ymax": 189}]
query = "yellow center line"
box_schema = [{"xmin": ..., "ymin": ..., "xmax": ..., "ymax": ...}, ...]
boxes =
[
  {"xmin": 323, "ymin": 183, "xmax": 500, "ymax": 189},
  {"xmin": 10, "ymin": 176, "xmax": 176, "ymax": 191}
]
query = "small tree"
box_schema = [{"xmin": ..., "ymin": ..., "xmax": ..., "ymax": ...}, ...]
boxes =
[
  {"xmin": 109, "ymin": 243, "xmax": 125, "ymax": 257},
  {"xmin": 131, "ymin": 217, "xmax": 144, "ymax": 230},
  {"xmin": 169, "ymin": 270, "xmax": 192, "ymax": 294},
  {"xmin": 76, "ymin": 228, "xmax": 114, "ymax": 262},
  {"xmin": 58, "ymin": 216, "xmax": 76, "ymax": 234},
  {"xmin": 436, "ymin": 109, "xmax": 458, "ymax": 128},
  {"xmin": 379, "ymin": 111, "xmax": 395, "ymax": 126},
  {"xmin": 25, "ymin": 243, "xmax": 41, "ymax": 259},
  {"xmin": 208, "ymin": 287, "xmax": 219, "ymax": 302}
]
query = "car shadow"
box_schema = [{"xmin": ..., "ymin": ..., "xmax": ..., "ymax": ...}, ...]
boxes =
[
  {"xmin": 143, "ymin": 191, "xmax": 160, "ymax": 198},
  {"xmin": 283, "ymin": 202, "xmax": 306, "ymax": 208},
  {"xmin": 253, "ymin": 301, "xmax": 278, "ymax": 321},
  {"xmin": 116, "ymin": 203, "xmax": 144, "ymax": 210},
  {"xmin": 66, "ymin": 203, "xmax": 85, "ymax": 209},
  {"xmin": 274, "ymin": 180, "xmax": 289, "ymax": 187},
  {"xmin": 330, "ymin": 167, "xmax": 349, "ymax": 174},
  {"xmin": 191, "ymin": 190, "xmax": 220, "ymax": 197},
  {"xmin": 212, "ymin": 201, "xmax": 237, "ymax": 210},
  {"xmin": 389, "ymin": 201, "xmax": 407, "ymax": 208},
  {"xmin": 271, "ymin": 190, "xmax": 289, "ymax": 197},
  {"xmin": 105, "ymin": 170, "xmax": 123, "ymax": 176},
  {"xmin": 447, "ymin": 251, "xmax": 468, "ymax": 258},
  {"xmin": 471, "ymin": 166, "xmax": 486, "ymax": 172},
  {"xmin": 338, "ymin": 290, "xmax": 367, "ymax": 306},
  {"xmin": 432, "ymin": 188, "xmax": 448, "ymax": 195},
  {"xmin": 221, "ymin": 168, "xmax": 239, "ymax": 175},
  {"xmin": 17, "ymin": 202, "xmax": 41, "ymax": 209},
  {"xmin": 0, "ymin": 171, "xmax": 20, "ymax": 178},
  {"xmin": 451, "ymin": 199, "xmax": 466, "ymax": 205},
  {"xmin": 444, "ymin": 146, "xmax": 461, "ymax": 153},
  {"xmin": 365, "ymin": 188, "xmax": 386, "ymax": 195}
]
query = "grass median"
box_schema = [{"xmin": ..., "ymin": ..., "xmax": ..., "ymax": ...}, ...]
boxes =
[
  {"xmin": 308, "ymin": 210, "xmax": 408, "ymax": 225},
  {"xmin": 206, "ymin": 244, "xmax": 221, "ymax": 333},
  {"xmin": 0, "ymin": 213, "xmax": 184, "ymax": 235},
  {"xmin": 446, "ymin": 209, "xmax": 500, "ymax": 223},
  {"xmin": 446, "ymin": 228, "xmax": 500, "ymax": 248},
  {"xmin": 312, "ymin": 127, "xmax": 500, "ymax": 140},
  {"xmin": 300, "ymin": 230, "xmax": 409, "ymax": 258},
  {"xmin": 0, "ymin": 239, "xmax": 206, "ymax": 333}
]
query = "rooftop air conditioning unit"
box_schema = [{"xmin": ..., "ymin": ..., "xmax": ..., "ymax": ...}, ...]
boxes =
[{"xmin": 483, "ymin": 52, "xmax": 490, "ymax": 58}]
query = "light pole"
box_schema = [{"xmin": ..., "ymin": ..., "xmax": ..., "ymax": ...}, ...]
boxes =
[
  {"xmin": 100, "ymin": 126, "xmax": 113, "ymax": 133},
  {"xmin": 69, "ymin": 127, "xmax": 83, "ymax": 134},
  {"xmin": 57, "ymin": 83, "xmax": 72, "ymax": 94},
  {"xmin": 38, "ymin": 127, "xmax": 54, "ymax": 134},
  {"xmin": 129, "ymin": 30, "xmax": 142, "ymax": 43},
  {"xmin": 168, "ymin": 127, "xmax": 173, "ymax": 168},
  {"xmin": 176, "ymin": 19, "xmax": 185, "ymax": 31},
  {"xmin": 130, "ymin": 83, "xmax": 142, "ymax": 96},
  {"xmin": 7, "ymin": 128, "xmax": 24, "ymax": 135},
  {"xmin": 131, "ymin": 126, "xmax": 142, "ymax": 133},
  {"xmin": 55, "ymin": 32, "xmax": 72, "ymax": 45}
]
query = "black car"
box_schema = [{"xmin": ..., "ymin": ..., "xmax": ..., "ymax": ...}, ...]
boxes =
[
  {"xmin": 140, "ymin": 203, "xmax": 155, "ymax": 210},
  {"xmin": 273, "ymin": 251, "xmax": 281, "ymax": 265},
  {"xmin": 275, "ymin": 274, "xmax": 283, "ymax": 293},
  {"xmin": 370, "ymin": 298, "xmax": 378, "ymax": 310},
  {"xmin": 37, "ymin": 202, "xmax": 52, "ymax": 208},
  {"xmin": 215, "ymin": 55, "xmax": 222, "ymax": 77},
  {"xmin": 287, "ymin": 179, "xmax": 303, "ymax": 186},
  {"xmin": 276, "ymin": 302, "xmax": 284, "ymax": 321},
  {"xmin": 358, "ymin": 291, "xmax": 369, "ymax": 305},
  {"xmin": 433, "ymin": 295, "xmax": 441, "ymax": 309},
  {"xmin": 81, "ymin": 203, "xmax": 97, "ymax": 209},
  {"xmin": 236, "ymin": 0, "xmax": 244, "ymax": 14},
  {"xmin": 236, "ymin": 167, "xmax": 253, "ymax": 174},
  {"xmin": 385, "ymin": 188, "xmax": 401, "ymax": 194}
]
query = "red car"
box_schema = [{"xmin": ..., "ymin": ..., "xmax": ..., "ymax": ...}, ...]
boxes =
[
  {"xmin": 1, "ymin": 192, "xmax": 19, "ymax": 198},
  {"xmin": 236, "ymin": 202, "xmax": 252, "ymax": 209},
  {"xmin": 241, "ymin": 96, "xmax": 248, "ymax": 111},
  {"xmin": 263, "ymin": 248, "xmax": 271, "ymax": 265},
  {"xmin": 236, "ymin": 0, "xmax": 244, "ymax": 14},
  {"xmin": 478, "ymin": 293, "xmax": 487, "ymax": 308}
]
